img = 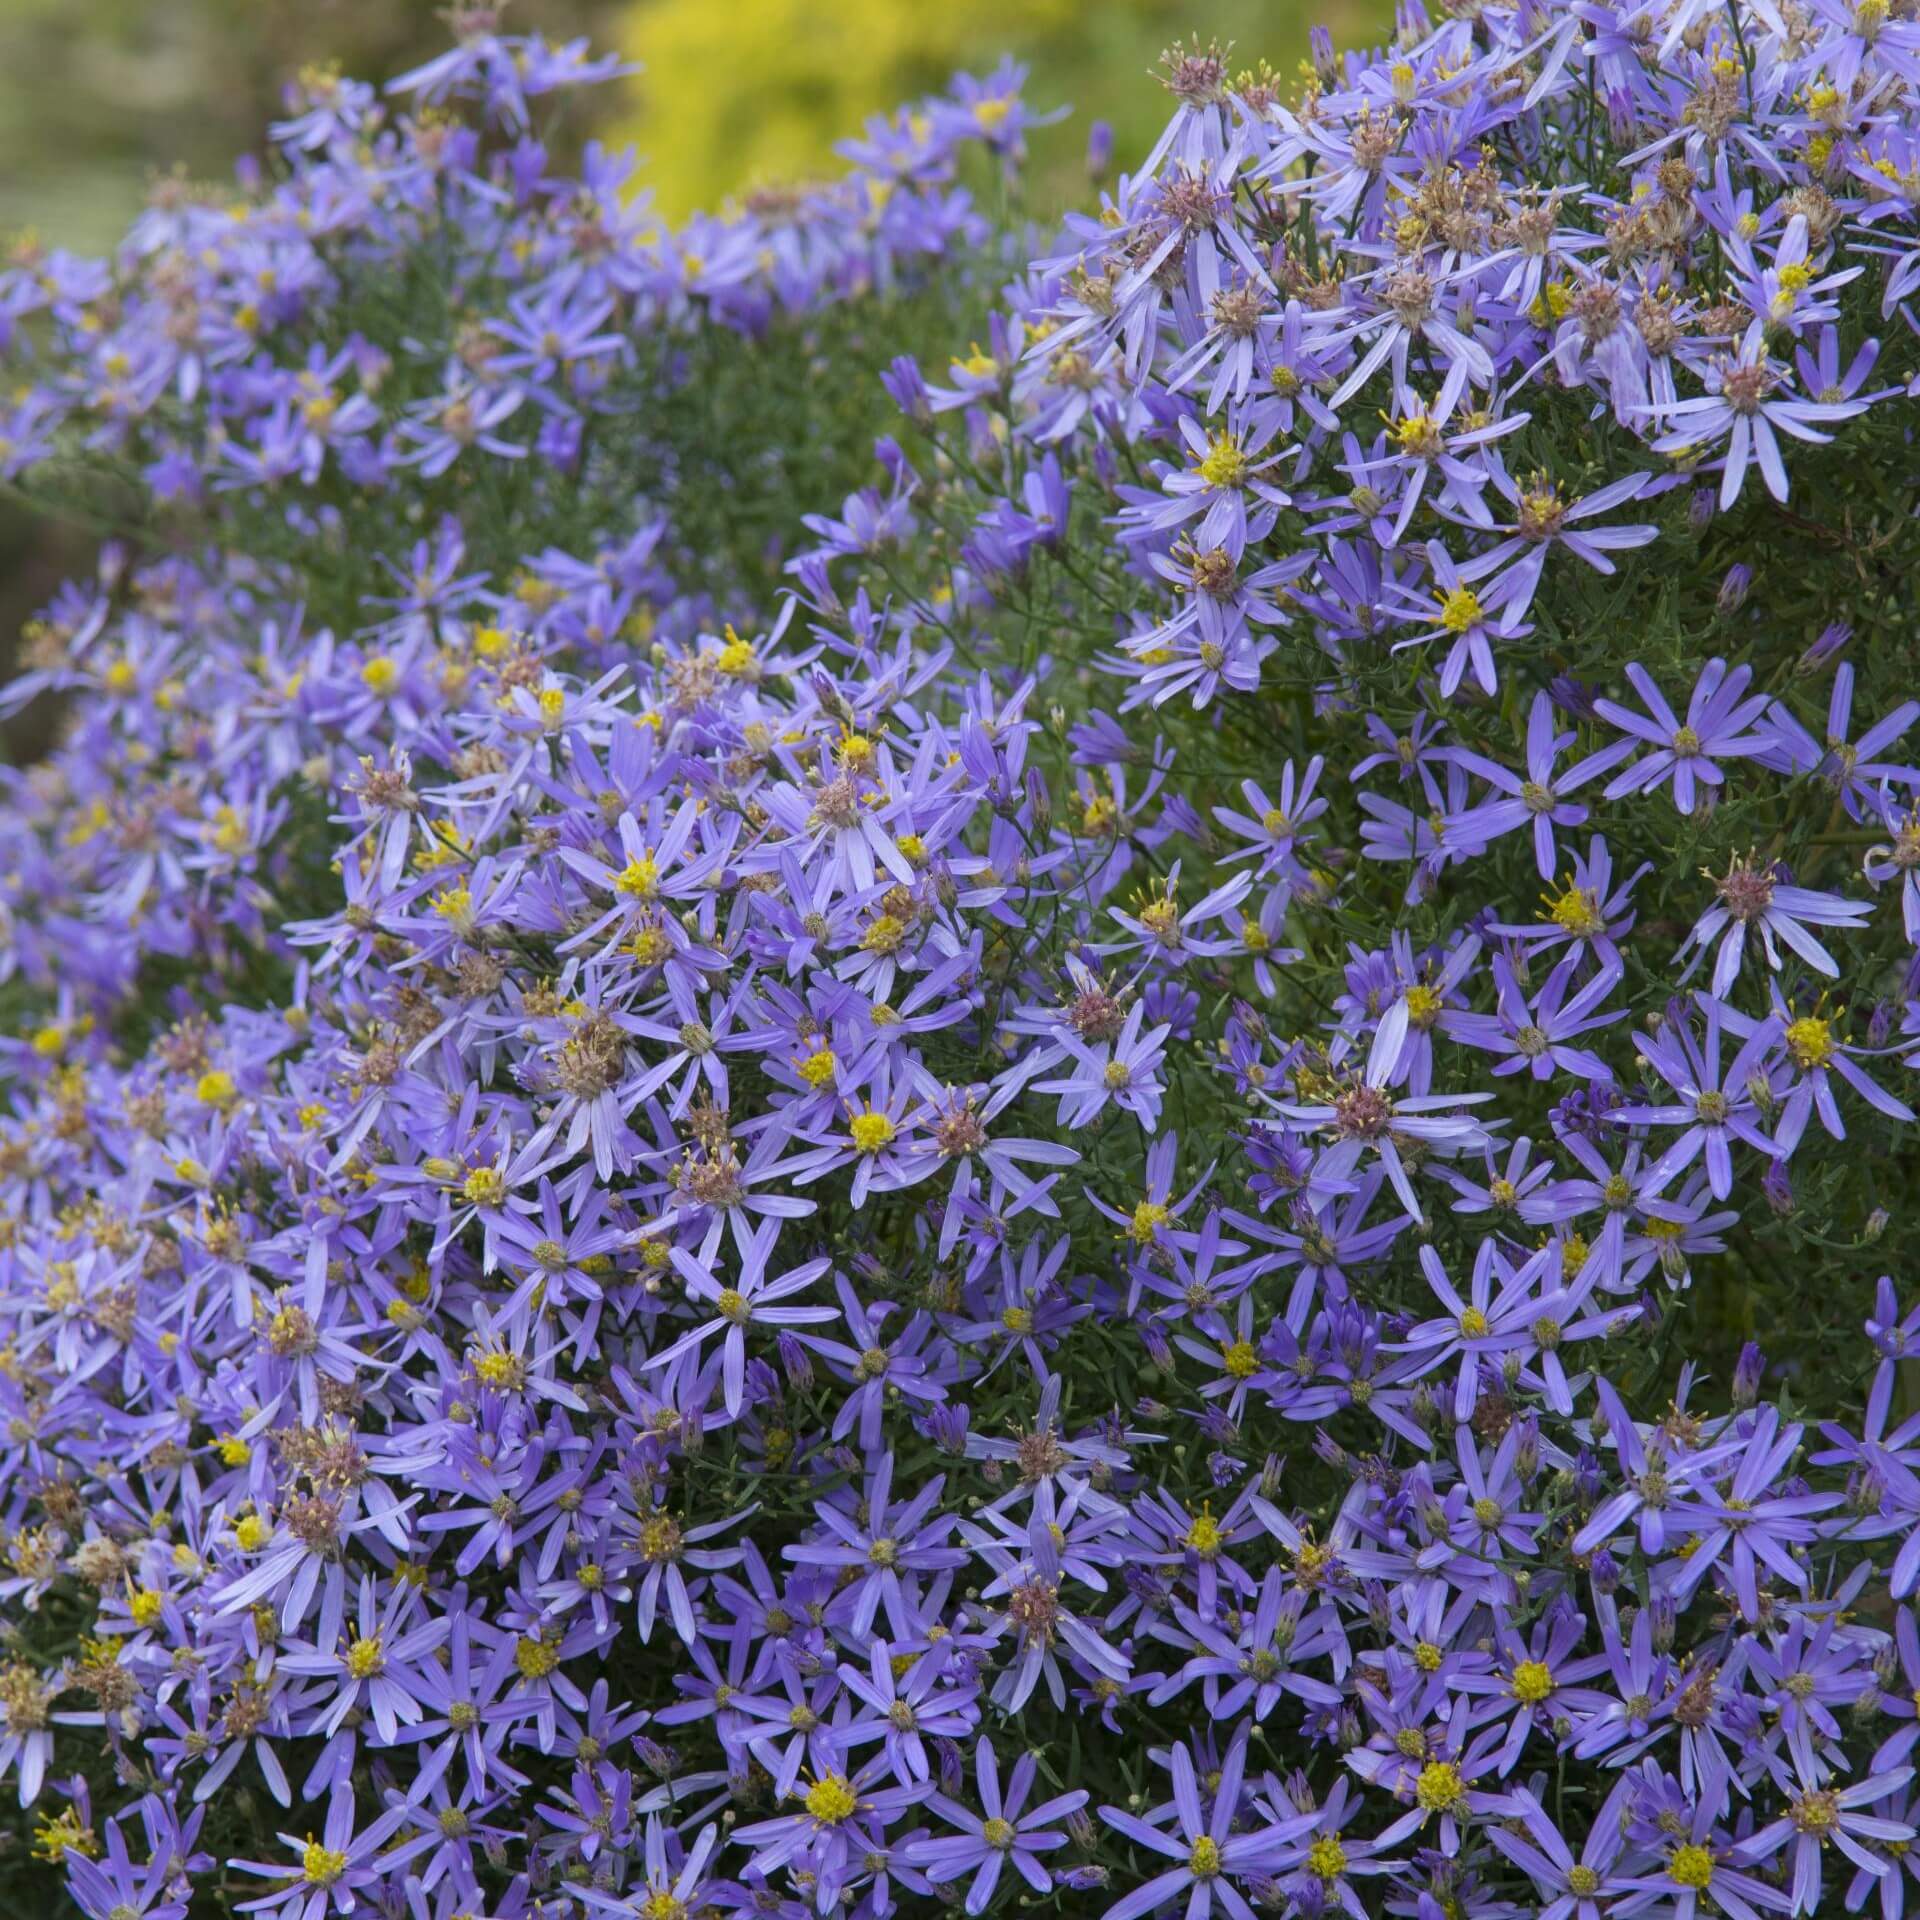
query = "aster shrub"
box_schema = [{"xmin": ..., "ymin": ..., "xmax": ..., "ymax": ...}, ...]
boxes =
[{"xmin": 8, "ymin": 5, "xmax": 1920, "ymax": 1920}]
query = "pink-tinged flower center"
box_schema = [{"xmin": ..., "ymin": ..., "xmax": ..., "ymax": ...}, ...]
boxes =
[
  {"xmin": 1721, "ymin": 361, "xmax": 1776, "ymax": 414},
  {"xmin": 1715, "ymin": 857, "xmax": 1775, "ymax": 921},
  {"xmin": 1008, "ymin": 1578, "xmax": 1060, "ymax": 1647},
  {"xmin": 1332, "ymin": 1083, "xmax": 1393, "ymax": 1140}
]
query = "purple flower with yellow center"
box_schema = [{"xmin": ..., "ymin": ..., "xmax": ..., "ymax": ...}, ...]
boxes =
[
  {"xmin": 1493, "ymin": 832, "xmax": 1648, "ymax": 971},
  {"xmin": 968, "ymin": 1508, "xmax": 1130, "ymax": 1714},
  {"xmin": 1721, "ymin": 989, "xmax": 1914, "ymax": 1156},
  {"xmin": 1649, "ymin": 345, "xmax": 1869, "ymax": 508},
  {"xmin": 1390, "ymin": 541, "xmax": 1534, "ymax": 699},
  {"xmin": 573, "ymin": 1816, "xmax": 722, "ymax": 1920},
  {"xmin": 644, "ymin": 1223, "xmax": 833, "ymax": 1416},
  {"xmin": 1619, "ymin": 1792, "xmax": 1791, "ymax": 1920},
  {"xmin": 1447, "ymin": 691, "xmax": 1634, "ymax": 878},
  {"xmin": 1097, "ymin": 1731, "xmax": 1310, "ymax": 1920},
  {"xmin": 1446, "ymin": 952, "xmax": 1626, "ymax": 1083},
  {"xmin": 62, "ymin": 1807, "xmax": 193, "ymax": 1920},
  {"xmin": 1598, "ymin": 659, "xmax": 1772, "ymax": 815},
  {"xmin": 907, "ymin": 1735, "xmax": 1088, "ymax": 1914},
  {"xmin": 230, "ymin": 1780, "xmax": 428, "ymax": 1920},
  {"xmin": 1733, "ymin": 1758, "xmax": 1915, "ymax": 1916},
  {"xmin": 1616, "ymin": 995, "xmax": 1780, "ymax": 1200},
  {"xmin": 731, "ymin": 1747, "xmax": 931, "ymax": 1916},
  {"xmin": 1761, "ymin": 660, "xmax": 1919, "ymax": 817},
  {"xmin": 1396, "ymin": 1240, "xmax": 1577, "ymax": 1425},
  {"xmin": 1146, "ymin": 1565, "xmax": 1344, "ymax": 1722},
  {"xmin": 1033, "ymin": 998, "xmax": 1173, "ymax": 1134},
  {"xmin": 1456, "ymin": 460, "xmax": 1660, "ymax": 616},
  {"xmin": 1660, "ymin": 1407, "xmax": 1840, "ymax": 1621},
  {"xmin": 278, "ymin": 1572, "xmax": 449, "ymax": 1748},
  {"xmin": 1451, "ymin": 1602, "xmax": 1613, "ymax": 1774},
  {"xmin": 840, "ymin": 1639, "xmax": 980, "ymax": 1788},
  {"xmin": 1485, "ymin": 1778, "xmax": 1637, "ymax": 1920},
  {"xmin": 783, "ymin": 1452, "xmax": 967, "ymax": 1641},
  {"xmin": 624, "ymin": 1500, "xmax": 752, "ymax": 1648}
]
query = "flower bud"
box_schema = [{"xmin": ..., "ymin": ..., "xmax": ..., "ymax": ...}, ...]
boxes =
[
  {"xmin": 881, "ymin": 355, "xmax": 931, "ymax": 426},
  {"xmin": 1798, "ymin": 621, "xmax": 1852, "ymax": 672},
  {"xmin": 1762, "ymin": 1159, "xmax": 1793, "ymax": 1218}
]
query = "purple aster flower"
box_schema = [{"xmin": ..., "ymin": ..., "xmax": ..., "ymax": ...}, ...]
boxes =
[
  {"xmin": 230, "ymin": 1780, "xmax": 429, "ymax": 1920},
  {"xmin": 1448, "ymin": 692, "xmax": 1634, "ymax": 878},
  {"xmin": 646, "ymin": 1225, "xmax": 834, "ymax": 1416},
  {"xmin": 1735, "ymin": 1754, "xmax": 1919, "ymax": 1914},
  {"xmin": 1097, "ymin": 1730, "xmax": 1309, "ymax": 1920},
  {"xmin": 907, "ymin": 1734, "xmax": 1088, "ymax": 1913},
  {"xmin": 1678, "ymin": 855, "xmax": 1870, "ymax": 995},
  {"xmin": 1650, "ymin": 345, "xmax": 1869, "ymax": 508},
  {"xmin": 1617, "ymin": 995, "xmax": 1781, "ymax": 1199},
  {"xmin": 1270, "ymin": 997, "xmax": 1494, "ymax": 1221},
  {"xmin": 1597, "ymin": 659, "xmax": 1773, "ymax": 815}
]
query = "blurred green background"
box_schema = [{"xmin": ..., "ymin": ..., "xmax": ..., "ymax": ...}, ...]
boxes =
[{"xmin": 0, "ymin": 0, "xmax": 1387, "ymax": 246}]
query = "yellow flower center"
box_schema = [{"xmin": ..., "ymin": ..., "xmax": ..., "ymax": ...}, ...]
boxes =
[
  {"xmin": 196, "ymin": 1070, "xmax": 237, "ymax": 1108},
  {"xmin": 1129, "ymin": 1200, "xmax": 1171, "ymax": 1244},
  {"xmin": 1404, "ymin": 983, "xmax": 1443, "ymax": 1026},
  {"xmin": 797, "ymin": 1048, "xmax": 838, "ymax": 1088},
  {"xmin": 1195, "ymin": 432, "xmax": 1249, "ymax": 490},
  {"xmin": 462, "ymin": 1167, "xmax": 506, "ymax": 1207},
  {"xmin": 849, "ymin": 1110, "xmax": 896, "ymax": 1153},
  {"xmin": 1669, "ymin": 1844, "xmax": 1714, "ymax": 1889},
  {"xmin": 1511, "ymin": 1660, "xmax": 1553, "ymax": 1704},
  {"xmin": 303, "ymin": 1841, "xmax": 350, "ymax": 1886},
  {"xmin": 1309, "ymin": 1836, "xmax": 1348, "ymax": 1881},
  {"xmin": 473, "ymin": 1350, "xmax": 517, "ymax": 1390},
  {"xmin": 805, "ymin": 1774, "xmax": 859, "ymax": 1824},
  {"xmin": 1188, "ymin": 1835, "xmax": 1223, "ymax": 1879},
  {"xmin": 1784, "ymin": 1015, "xmax": 1834, "ymax": 1068},
  {"xmin": 1185, "ymin": 1512, "xmax": 1224, "ymax": 1557},
  {"xmin": 514, "ymin": 1636, "xmax": 560, "ymax": 1680},
  {"xmin": 1416, "ymin": 1762, "xmax": 1465, "ymax": 1811},
  {"xmin": 345, "ymin": 1636, "xmax": 384, "ymax": 1679},
  {"xmin": 1221, "ymin": 1340, "xmax": 1259, "ymax": 1380},
  {"xmin": 616, "ymin": 855, "xmax": 659, "ymax": 899}
]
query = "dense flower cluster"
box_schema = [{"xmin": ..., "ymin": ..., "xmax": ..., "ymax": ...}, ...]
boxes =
[{"xmin": 5, "ymin": 4, "xmax": 1920, "ymax": 1919}]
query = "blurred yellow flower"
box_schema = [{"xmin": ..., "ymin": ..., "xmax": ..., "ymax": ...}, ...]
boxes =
[{"xmin": 616, "ymin": 0, "xmax": 1386, "ymax": 218}]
